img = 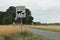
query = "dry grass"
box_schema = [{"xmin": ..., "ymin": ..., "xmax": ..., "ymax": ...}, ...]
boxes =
[
  {"xmin": 0, "ymin": 25, "xmax": 42, "ymax": 40},
  {"xmin": 33, "ymin": 25, "xmax": 60, "ymax": 30},
  {"xmin": 0, "ymin": 25, "xmax": 28, "ymax": 40},
  {"xmin": 0, "ymin": 25, "xmax": 60, "ymax": 40},
  {"xmin": 0, "ymin": 25, "xmax": 20, "ymax": 35},
  {"xmin": 26, "ymin": 25, "xmax": 60, "ymax": 32}
]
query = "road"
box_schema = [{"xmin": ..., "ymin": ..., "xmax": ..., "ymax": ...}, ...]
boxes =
[{"xmin": 29, "ymin": 29, "xmax": 60, "ymax": 40}]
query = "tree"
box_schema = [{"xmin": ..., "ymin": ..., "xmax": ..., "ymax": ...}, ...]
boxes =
[
  {"xmin": 6, "ymin": 6, "xmax": 16, "ymax": 22},
  {"xmin": 25, "ymin": 9, "xmax": 31, "ymax": 16},
  {"xmin": 6, "ymin": 6, "xmax": 34, "ymax": 24},
  {"xmin": 3, "ymin": 17, "xmax": 12, "ymax": 25},
  {"xmin": 26, "ymin": 15, "xmax": 33, "ymax": 24},
  {"xmin": 0, "ymin": 11, "xmax": 6, "ymax": 24}
]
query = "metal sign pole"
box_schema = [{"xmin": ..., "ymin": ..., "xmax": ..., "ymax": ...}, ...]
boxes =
[
  {"xmin": 21, "ymin": 18, "xmax": 22, "ymax": 32},
  {"xmin": 16, "ymin": 6, "xmax": 26, "ymax": 40},
  {"xmin": 21, "ymin": 18, "xmax": 25, "ymax": 40}
]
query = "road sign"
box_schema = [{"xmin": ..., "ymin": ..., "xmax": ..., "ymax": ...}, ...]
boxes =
[
  {"xmin": 16, "ymin": 6, "xmax": 26, "ymax": 40},
  {"xmin": 16, "ymin": 6, "xmax": 26, "ymax": 18}
]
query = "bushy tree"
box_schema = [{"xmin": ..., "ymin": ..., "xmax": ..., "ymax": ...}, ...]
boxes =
[
  {"xmin": 6, "ymin": 6, "xmax": 16, "ymax": 22},
  {"xmin": 0, "ymin": 6, "xmax": 34, "ymax": 25},
  {"xmin": 3, "ymin": 17, "xmax": 12, "ymax": 25},
  {"xmin": 6, "ymin": 6, "xmax": 34, "ymax": 24},
  {"xmin": 0, "ymin": 11, "xmax": 6, "ymax": 24},
  {"xmin": 26, "ymin": 15, "xmax": 33, "ymax": 24}
]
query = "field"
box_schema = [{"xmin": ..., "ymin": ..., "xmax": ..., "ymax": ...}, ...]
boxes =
[
  {"xmin": 0, "ymin": 25, "xmax": 60, "ymax": 40},
  {"xmin": 29, "ymin": 25, "xmax": 60, "ymax": 32},
  {"xmin": 0, "ymin": 25, "xmax": 41, "ymax": 40}
]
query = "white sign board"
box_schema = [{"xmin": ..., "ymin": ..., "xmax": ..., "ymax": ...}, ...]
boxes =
[{"xmin": 16, "ymin": 6, "xmax": 26, "ymax": 18}]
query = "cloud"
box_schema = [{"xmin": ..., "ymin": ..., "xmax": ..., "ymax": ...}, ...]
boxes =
[
  {"xmin": 0, "ymin": 0, "xmax": 28, "ymax": 11},
  {"xmin": 0, "ymin": 0, "xmax": 60, "ymax": 23},
  {"xmin": 0, "ymin": 0, "xmax": 60, "ymax": 11}
]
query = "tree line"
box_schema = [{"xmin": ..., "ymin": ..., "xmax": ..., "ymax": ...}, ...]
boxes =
[{"xmin": 0, "ymin": 6, "xmax": 33, "ymax": 25}]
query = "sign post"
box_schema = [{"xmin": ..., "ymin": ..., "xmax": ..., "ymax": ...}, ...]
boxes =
[
  {"xmin": 16, "ymin": 6, "xmax": 26, "ymax": 40},
  {"xmin": 16, "ymin": 6, "xmax": 26, "ymax": 33}
]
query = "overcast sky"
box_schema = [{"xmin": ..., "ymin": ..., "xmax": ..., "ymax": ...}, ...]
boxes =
[{"xmin": 0, "ymin": 0, "xmax": 60, "ymax": 23}]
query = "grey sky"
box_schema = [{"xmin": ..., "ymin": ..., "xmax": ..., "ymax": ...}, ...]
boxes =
[{"xmin": 0, "ymin": 0, "xmax": 60, "ymax": 23}]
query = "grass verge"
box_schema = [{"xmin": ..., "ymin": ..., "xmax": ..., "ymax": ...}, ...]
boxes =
[
  {"xmin": 25, "ymin": 25, "xmax": 60, "ymax": 32},
  {"xmin": 32, "ymin": 27, "xmax": 60, "ymax": 32},
  {"xmin": 3, "ymin": 31, "xmax": 42, "ymax": 40}
]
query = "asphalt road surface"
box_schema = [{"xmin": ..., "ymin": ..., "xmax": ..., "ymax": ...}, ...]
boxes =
[{"xmin": 29, "ymin": 29, "xmax": 60, "ymax": 40}]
